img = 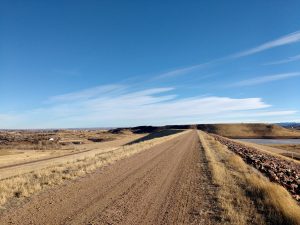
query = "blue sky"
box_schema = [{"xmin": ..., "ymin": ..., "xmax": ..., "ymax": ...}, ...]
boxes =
[{"xmin": 1, "ymin": 0, "xmax": 300, "ymax": 128}]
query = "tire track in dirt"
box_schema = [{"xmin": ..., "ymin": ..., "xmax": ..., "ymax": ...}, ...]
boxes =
[{"xmin": 0, "ymin": 130, "xmax": 220, "ymax": 225}]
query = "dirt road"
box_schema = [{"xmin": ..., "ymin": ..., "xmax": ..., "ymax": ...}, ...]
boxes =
[{"xmin": 0, "ymin": 131, "xmax": 219, "ymax": 225}]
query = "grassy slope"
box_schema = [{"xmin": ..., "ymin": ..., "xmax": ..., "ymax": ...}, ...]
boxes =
[
  {"xmin": 197, "ymin": 123, "xmax": 300, "ymax": 138},
  {"xmin": 113, "ymin": 123, "xmax": 300, "ymax": 139},
  {"xmin": 199, "ymin": 131, "xmax": 300, "ymax": 225}
]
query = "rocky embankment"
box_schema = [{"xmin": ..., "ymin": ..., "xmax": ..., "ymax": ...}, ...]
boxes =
[{"xmin": 211, "ymin": 134, "xmax": 300, "ymax": 202}]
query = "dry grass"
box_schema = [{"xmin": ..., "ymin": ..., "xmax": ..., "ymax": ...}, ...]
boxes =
[
  {"xmin": 0, "ymin": 133, "xmax": 145, "ymax": 173},
  {"xmin": 266, "ymin": 144, "xmax": 300, "ymax": 156},
  {"xmin": 0, "ymin": 130, "xmax": 188, "ymax": 208},
  {"xmin": 265, "ymin": 144, "xmax": 300, "ymax": 160},
  {"xmin": 199, "ymin": 131, "xmax": 264, "ymax": 224},
  {"xmin": 198, "ymin": 131, "xmax": 300, "ymax": 225},
  {"xmin": 0, "ymin": 150, "xmax": 15, "ymax": 156}
]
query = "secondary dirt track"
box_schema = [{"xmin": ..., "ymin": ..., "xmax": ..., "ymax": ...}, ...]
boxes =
[
  {"xmin": 0, "ymin": 131, "xmax": 219, "ymax": 225},
  {"xmin": 0, "ymin": 134, "xmax": 144, "ymax": 180}
]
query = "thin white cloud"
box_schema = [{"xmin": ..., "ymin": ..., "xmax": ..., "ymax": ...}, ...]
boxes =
[
  {"xmin": 230, "ymin": 72, "xmax": 300, "ymax": 87},
  {"xmin": 232, "ymin": 31, "xmax": 300, "ymax": 58},
  {"xmin": 124, "ymin": 87, "xmax": 174, "ymax": 96},
  {"xmin": 156, "ymin": 62, "xmax": 212, "ymax": 79},
  {"xmin": 47, "ymin": 85, "xmax": 126, "ymax": 103},
  {"xmin": 3, "ymin": 84, "xmax": 297, "ymax": 129},
  {"xmin": 152, "ymin": 30, "xmax": 300, "ymax": 80},
  {"xmin": 224, "ymin": 110, "xmax": 297, "ymax": 118},
  {"xmin": 250, "ymin": 110, "xmax": 297, "ymax": 116},
  {"xmin": 264, "ymin": 54, "xmax": 300, "ymax": 65}
]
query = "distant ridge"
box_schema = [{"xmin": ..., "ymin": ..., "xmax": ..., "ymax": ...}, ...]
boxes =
[
  {"xmin": 109, "ymin": 123, "xmax": 300, "ymax": 139},
  {"xmin": 277, "ymin": 122, "xmax": 300, "ymax": 128}
]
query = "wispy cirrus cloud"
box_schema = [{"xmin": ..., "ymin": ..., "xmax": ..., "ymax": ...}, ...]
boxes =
[
  {"xmin": 232, "ymin": 31, "xmax": 300, "ymax": 58},
  {"xmin": 230, "ymin": 72, "xmax": 300, "ymax": 87},
  {"xmin": 226, "ymin": 110, "xmax": 297, "ymax": 117},
  {"xmin": 2, "ymin": 84, "xmax": 297, "ymax": 129},
  {"xmin": 264, "ymin": 54, "xmax": 300, "ymax": 65},
  {"xmin": 47, "ymin": 85, "xmax": 126, "ymax": 103},
  {"xmin": 155, "ymin": 62, "xmax": 213, "ymax": 79},
  {"xmin": 154, "ymin": 30, "xmax": 300, "ymax": 80}
]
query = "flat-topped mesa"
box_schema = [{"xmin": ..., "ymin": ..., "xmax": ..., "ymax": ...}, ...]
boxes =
[{"xmin": 211, "ymin": 134, "xmax": 300, "ymax": 202}]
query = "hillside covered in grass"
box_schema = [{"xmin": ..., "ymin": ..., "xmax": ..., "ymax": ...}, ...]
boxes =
[
  {"xmin": 110, "ymin": 124, "xmax": 300, "ymax": 139},
  {"xmin": 197, "ymin": 124, "xmax": 300, "ymax": 138}
]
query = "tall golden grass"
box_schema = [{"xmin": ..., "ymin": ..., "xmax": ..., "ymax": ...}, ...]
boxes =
[{"xmin": 198, "ymin": 131, "xmax": 300, "ymax": 225}]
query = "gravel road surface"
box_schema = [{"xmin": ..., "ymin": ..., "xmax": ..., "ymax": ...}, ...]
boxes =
[{"xmin": 0, "ymin": 131, "xmax": 219, "ymax": 225}]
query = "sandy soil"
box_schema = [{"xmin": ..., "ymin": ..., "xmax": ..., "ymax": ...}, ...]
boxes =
[{"xmin": 0, "ymin": 131, "xmax": 220, "ymax": 225}]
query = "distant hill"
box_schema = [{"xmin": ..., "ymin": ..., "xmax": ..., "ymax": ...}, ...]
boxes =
[
  {"xmin": 110, "ymin": 123, "xmax": 300, "ymax": 139},
  {"xmin": 277, "ymin": 122, "xmax": 300, "ymax": 130},
  {"xmin": 196, "ymin": 123, "xmax": 300, "ymax": 138}
]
